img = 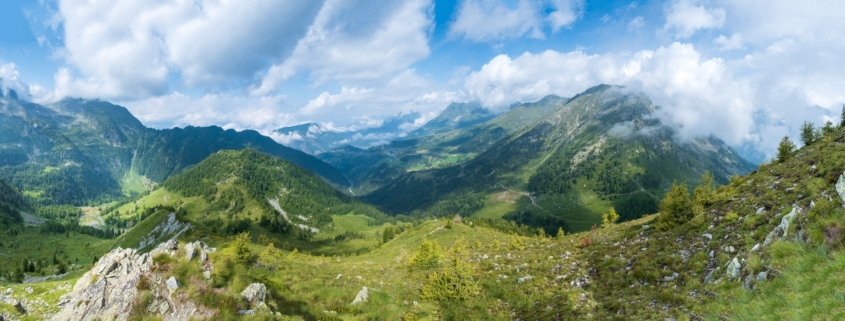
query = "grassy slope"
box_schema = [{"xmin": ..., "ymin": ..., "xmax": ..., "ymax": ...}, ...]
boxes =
[{"xmin": 5, "ymin": 127, "xmax": 845, "ymax": 320}]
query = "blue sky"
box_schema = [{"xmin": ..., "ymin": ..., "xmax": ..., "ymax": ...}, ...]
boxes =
[{"xmin": 1, "ymin": 0, "xmax": 844, "ymax": 163}]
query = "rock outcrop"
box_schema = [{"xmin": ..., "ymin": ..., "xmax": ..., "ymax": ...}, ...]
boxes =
[
  {"xmin": 51, "ymin": 241, "xmax": 215, "ymax": 321},
  {"xmin": 836, "ymin": 173, "xmax": 845, "ymax": 206}
]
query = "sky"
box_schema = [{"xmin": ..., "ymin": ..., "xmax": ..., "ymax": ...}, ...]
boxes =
[{"xmin": 1, "ymin": 0, "xmax": 844, "ymax": 163}]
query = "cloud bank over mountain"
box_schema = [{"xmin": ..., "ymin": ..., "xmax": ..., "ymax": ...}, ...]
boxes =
[{"xmin": 3, "ymin": 0, "xmax": 844, "ymax": 162}]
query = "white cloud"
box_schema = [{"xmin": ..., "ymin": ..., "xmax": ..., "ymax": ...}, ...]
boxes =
[
  {"xmin": 0, "ymin": 63, "xmax": 31, "ymax": 100},
  {"xmin": 713, "ymin": 33, "xmax": 743, "ymax": 50},
  {"xmin": 51, "ymin": 0, "xmax": 324, "ymax": 101},
  {"xmin": 628, "ymin": 16, "xmax": 645, "ymax": 30},
  {"xmin": 449, "ymin": 0, "xmax": 583, "ymax": 42},
  {"xmin": 298, "ymin": 69, "xmax": 464, "ymax": 123},
  {"xmin": 251, "ymin": 0, "xmax": 434, "ymax": 95},
  {"xmin": 662, "ymin": 0, "xmax": 725, "ymax": 39},
  {"xmin": 119, "ymin": 92, "xmax": 297, "ymax": 136}
]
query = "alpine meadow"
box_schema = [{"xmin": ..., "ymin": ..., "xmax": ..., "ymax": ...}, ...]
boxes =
[{"xmin": 2, "ymin": 1, "xmax": 845, "ymax": 320}]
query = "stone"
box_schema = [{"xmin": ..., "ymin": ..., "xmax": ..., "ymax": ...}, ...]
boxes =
[
  {"xmin": 166, "ymin": 277, "xmax": 180, "ymax": 291},
  {"xmin": 702, "ymin": 233, "xmax": 712, "ymax": 240},
  {"xmin": 203, "ymin": 271, "xmax": 211, "ymax": 280},
  {"xmin": 517, "ymin": 275, "xmax": 533, "ymax": 283},
  {"xmin": 727, "ymin": 258, "xmax": 741, "ymax": 280},
  {"xmin": 756, "ymin": 207, "xmax": 765, "ymax": 215},
  {"xmin": 704, "ymin": 267, "xmax": 719, "ymax": 284},
  {"xmin": 763, "ymin": 207, "xmax": 799, "ymax": 246},
  {"xmin": 241, "ymin": 283, "xmax": 267, "ymax": 306},
  {"xmin": 352, "ymin": 286, "xmax": 368, "ymax": 304},
  {"xmin": 50, "ymin": 247, "xmax": 153, "ymax": 321},
  {"xmin": 837, "ymin": 173, "xmax": 845, "ymax": 206},
  {"xmin": 751, "ymin": 243, "xmax": 761, "ymax": 252},
  {"xmin": 200, "ymin": 250, "xmax": 208, "ymax": 263},
  {"xmin": 756, "ymin": 271, "xmax": 768, "ymax": 281},
  {"xmin": 185, "ymin": 242, "xmax": 197, "ymax": 261}
]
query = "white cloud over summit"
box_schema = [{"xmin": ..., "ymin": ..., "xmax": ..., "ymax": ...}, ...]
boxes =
[{"xmin": 5, "ymin": 0, "xmax": 845, "ymax": 162}]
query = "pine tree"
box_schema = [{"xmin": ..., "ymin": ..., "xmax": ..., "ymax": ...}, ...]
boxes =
[
  {"xmin": 556, "ymin": 227, "xmax": 565, "ymax": 238},
  {"xmin": 601, "ymin": 207, "xmax": 619, "ymax": 227},
  {"xmin": 823, "ymin": 120, "xmax": 835, "ymax": 136},
  {"xmin": 800, "ymin": 122, "xmax": 816, "ymax": 145},
  {"xmin": 233, "ymin": 232, "xmax": 257, "ymax": 267},
  {"xmin": 777, "ymin": 135, "xmax": 796, "ymax": 163},
  {"xmin": 657, "ymin": 182, "xmax": 694, "ymax": 231},
  {"xmin": 693, "ymin": 171, "xmax": 715, "ymax": 206},
  {"xmin": 840, "ymin": 104, "xmax": 845, "ymax": 127}
]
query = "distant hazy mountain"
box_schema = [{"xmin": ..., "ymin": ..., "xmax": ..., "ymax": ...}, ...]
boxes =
[
  {"xmin": 274, "ymin": 112, "xmax": 420, "ymax": 155},
  {"xmin": 0, "ymin": 89, "xmax": 347, "ymax": 206},
  {"xmin": 410, "ymin": 101, "xmax": 495, "ymax": 137}
]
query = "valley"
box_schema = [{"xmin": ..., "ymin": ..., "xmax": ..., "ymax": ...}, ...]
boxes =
[{"xmin": 1, "ymin": 84, "xmax": 843, "ymax": 320}]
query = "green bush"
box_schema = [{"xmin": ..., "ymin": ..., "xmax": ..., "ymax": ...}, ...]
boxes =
[{"xmin": 233, "ymin": 232, "xmax": 257, "ymax": 267}]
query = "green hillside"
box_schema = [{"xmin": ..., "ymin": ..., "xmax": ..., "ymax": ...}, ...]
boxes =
[
  {"xmin": 100, "ymin": 149, "xmax": 388, "ymax": 245},
  {"xmin": 0, "ymin": 96, "xmax": 348, "ymax": 207},
  {"xmin": 0, "ymin": 179, "xmax": 29, "ymax": 228},
  {"xmin": 364, "ymin": 85, "xmax": 756, "ymax": 233}
]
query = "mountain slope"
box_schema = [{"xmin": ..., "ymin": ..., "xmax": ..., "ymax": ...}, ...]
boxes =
[
  {"xmin": 0, "ymin": 178, "xmax": 29, "ymax": 227},
  {"xmin": 364, "ymin": 85, "xmax": 756, "ymax": 232},
  {"xmin": 318, "ymin": 95, "xmax": 566, "ymax": 195},
  {"xmin": 107, "ymin": 149, "xmax": 385, "ymax": 238},
  {"xmin": 0, "ymin": 94, "xmax": 347, "ymax": 206}
]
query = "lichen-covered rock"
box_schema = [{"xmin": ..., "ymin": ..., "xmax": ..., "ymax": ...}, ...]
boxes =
[
  {"xmin": 51, "ymin": 247, "xmax": 150, "ymax": 321},
  {"xmin": 763, "ymin": 207, "xmax": 798, "ymax": 246},
  {"xmin": 726, "ymin": 257, "xmax": 741, "ymax": 280},
  {"xmin": 836, "ymin": 173, "xmax": 845, "ymax": 206},
  {"xmin": 51, "ymin": 241, "xmax": 215, "ymax": 321},
  {"xmin": 241, "ymin": 283, "xmax": 267, "ymax": 306}
]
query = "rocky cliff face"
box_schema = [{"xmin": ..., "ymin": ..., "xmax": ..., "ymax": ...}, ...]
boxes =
[{"xmin": 50, "ymin": 240, "xmax": 217, "ymax": 321}]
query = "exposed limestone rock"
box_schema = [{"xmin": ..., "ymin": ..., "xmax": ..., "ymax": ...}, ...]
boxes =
[
  {"xmin": 763, "ymin": 207, "xmax": 799, "ymax": 246},
  {"xmin": 836, "ymin": 173, "xmax": 845, "ymax": 206},
  {"xmin": 166, "ymin": 277, "xmax": 180, "ymax": 292},
  {"xmin": 726, "ymin": 258, "xmax": 741, "ymax": 280},
  {"xmin": 51, "ymin": 247, "xmax": 149, "ymax": 321},
  {"xmin": 352, "ymin": 286, "xmax": 369, "ymax": 304},
  {"xmin": 185, "ymin": 242, "xmax": 197, "ymax": 261},
  {"xmin": 51, "ymin": 241, "xmax": 215, "ymax": 321},
  {"xmin": 241, "ymin": 283, "xmax": 267, "ymax": 306}
]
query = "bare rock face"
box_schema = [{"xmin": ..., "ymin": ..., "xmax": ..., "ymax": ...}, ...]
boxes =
[
  {"xmin": 51, "ymin": 247, "xmax": 150, "ymax": 321},
  {"xmin": 51, "ymin": 241, "xmax": 215, "ymax": 321}
]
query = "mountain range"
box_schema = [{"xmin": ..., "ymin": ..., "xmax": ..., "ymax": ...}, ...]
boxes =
[
  {"xmin": 0, "ymin": 90, "xmax": 347, "ymax": 206},
  {"xmin": 8, "ymin": 82, "xmax": 823, "ymax": 321}
]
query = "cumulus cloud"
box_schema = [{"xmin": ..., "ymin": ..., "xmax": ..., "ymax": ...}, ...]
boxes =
[
  {"xmin": 449, "ymin": 0, "xmax": 583, "ymax": 42},
  {"xmin": 298, "ymin": 69, "xmax": 464, "ymax": 123},
  {"xmin": 251, "ymin": 0, "xmax": 433, "ymax": 95},
  {"xmin": 461, "ymin": 41, "xmax": 841, "ymax": 159},
  {"xmin": 119, "ymin": 92, "xmax": 297, "ymax": 135},
  {"xmin": 0, "ymin": 63, "xmax": 32, "ymax": 100},
  {"xmin": 662, "ymin": 0, "xmax": 726, "ymax": 38},
  {"xmin": 50, "ymin": 0, "xmax": 324, "ymax": 101},
  {"xmin": 713, "ymin": 33, "xmax": 743, "ymax": 50}
]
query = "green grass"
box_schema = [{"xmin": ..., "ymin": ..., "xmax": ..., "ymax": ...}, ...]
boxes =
[
  {"xmin": 705, "ymin": 243, "xmax": 845, "ymax": 320},
  {"xmin": 0, "ymin": 227, "xmax": 111, "ymax": 277}
]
